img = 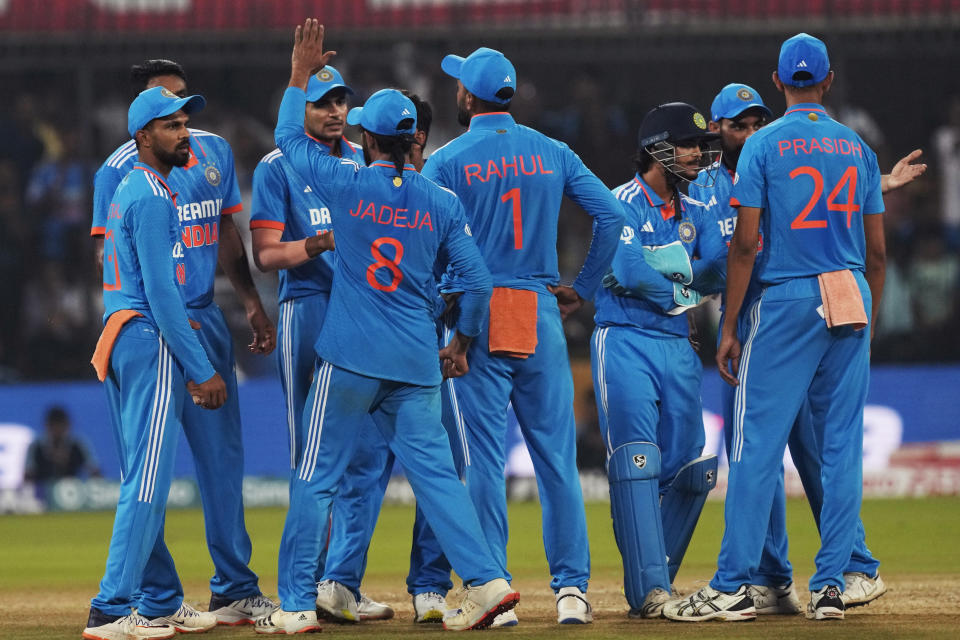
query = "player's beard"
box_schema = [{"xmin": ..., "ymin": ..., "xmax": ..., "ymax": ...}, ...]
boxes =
[
  {"xmin": 457, "ymin": 107, "xmax": 471, "ymax": 127},
  {"xmin": 157, "ymin": 142, "xmax": 191, "ymax": 168},
  {"xmin": 362, "ymin": 139, "xmax": 372, "ymax": 166}
]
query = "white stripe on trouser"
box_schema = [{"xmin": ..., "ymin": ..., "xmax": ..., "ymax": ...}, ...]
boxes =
[
  {"xmin": 732, "ymin": 294, "xmax": 764, "ymax": 463},
  {"xmin": 299, "ymin": 361, "xmax": 333, "ymax": 481},
  {"xmin": 139, "ymin": 336, "xmax": 173, "ymax": 503},
  {"xmin": 593, "ymin": 327, "xmax": 613, "ymax": 457},
  {"xmin": 280, "ymin": 300, "xmax": 296, "ymax": 468},
  {"xmin": 444, "ymin": 326, "xmax": 470, "ymax": 469}
]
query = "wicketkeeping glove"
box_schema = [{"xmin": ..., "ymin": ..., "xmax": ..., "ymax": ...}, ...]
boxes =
[{"xmin": 642, "ymin": 241, "xmax": 693, "ymax": 285}]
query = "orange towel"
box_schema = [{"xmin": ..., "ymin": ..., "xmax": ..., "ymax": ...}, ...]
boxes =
[
  {"xmin": 90, "ymin": 310, "xmax": 144, "ymax": 382},
  {"xmin": 817, "ymin": 270, "xmax": 868, "ymax": 331},
  {"xmin": 488, "ymin": 288, "xmax": 538, "ymax": 359}
]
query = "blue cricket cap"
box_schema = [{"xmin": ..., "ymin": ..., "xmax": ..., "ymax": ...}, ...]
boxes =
[
  {"xmin": 305, "ymin": 65, "xmax": 354, "ymax": 102},
  {"xmin": 128, "ymin": 86, "xmax": 205, "ymax": 138},
  {"xmin": 711, "ymin": 83, "xmax": 772, "ymax": 122},
  {"xmin": 441, "ymin": 47, "xmax": 516, "ymax": 105},
  {"xmin": 346, "ymin": 89, "xmax": 416, "ymax": 136},
  {"xmin": 778, "ymin": 33, "xmax": 830, "ymax": 88}
]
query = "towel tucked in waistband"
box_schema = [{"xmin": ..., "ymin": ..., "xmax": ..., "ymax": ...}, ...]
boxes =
[
  {"xmin": 817, "ymin": 269, "xmax": 867, "ymax": 331},
  {"xmin": 90, "ymin": 310, "xmax": 144, "ymax": 382},
  {"xmin": 488, "ymin": 287, "xmax": 538, "ymax": 359}
]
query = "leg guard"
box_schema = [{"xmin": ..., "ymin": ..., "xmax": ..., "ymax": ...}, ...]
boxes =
[
  {"xmin": 662, "ymin": 454, "xmax": 718, "ymax": 583},
  {"xmin": 608, "ymin": 442, "xmax": 670, "ymax": 610}
]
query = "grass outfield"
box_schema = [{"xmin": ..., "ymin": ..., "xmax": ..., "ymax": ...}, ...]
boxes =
[{"xmin": 1, "ymin": 497, "xmax": 957, "ymax": 638}]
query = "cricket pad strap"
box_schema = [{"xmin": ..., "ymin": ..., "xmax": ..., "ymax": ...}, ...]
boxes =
[{"xmin": 661, "ymin": 454, "xmax": 718, "ymax": 582}]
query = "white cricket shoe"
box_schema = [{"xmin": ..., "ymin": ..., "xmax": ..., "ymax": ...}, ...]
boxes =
[
  {"xmin": 357, "ymin": 593, "xmax": 394, "ymax": 620},
  {"xmin": 315, "ymin": 580, "xmax": 359, "ymax": 622},
  {"xmin": 491, "ymin": 609, "xmax": 519, "ymax": 627},
  {"xmin": 663, "ymin": 584, "xmax": 757, "ymax": 622},
  {"xmin": 806, "ymin": 585, "xmax": 845, "ymax": 620},
  {"xmin": 82, "ymin": 608, "xmax": 176, "ymax": 640},
  {"xmin": 148, "ymin": 603, "xmax": 216, "ymax": 633},
  {"xmin": 842, "ymin": 572, "xmax": 887, "ymax": 608},
  {"xmin": 751, "ymin": 582, "xmax": 803, "ymax": 614},
  {"xmin": 556, "ymin": 586, "xmax": 592, "ymax": 624},
  {"xmin": 208, "ymin": 593, "xmax": 278, "ymax": 625},
  {"xmin": 443, "ymin": 578, "xmax": 519, "ymax": 631},
  {"xmin": 413, "ymin": 591, "xmax": 447, "ymax": 623},
  {"xmin": 254, "ymin": 609, "xmax": 321, "ymax": 634},
  {"xmin": 629, "ymin": 587, "xmax": 671, "ymax": 619}
]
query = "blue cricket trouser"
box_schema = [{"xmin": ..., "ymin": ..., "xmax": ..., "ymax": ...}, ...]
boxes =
[
  {"xmin": 719, "ymin": 310, "xmax": 880, "ymax": 587},
  {"xmin": 277, "ymin": 294, "xmax": 393, "ymax": 596},
  {"xmin": 453, "ymin": 291, "xmax": 590, "ymax": 593},
  {"xmin": 92, "ymin": 320, "xmax": 185, "ymax": 617},
  {"xmin": 591, "ymin": 325, "xmax": 704, "ymax": 595},
  {"xmin": 277, "ymin": 362, "xmax": 502, "ymax": 611},
  {"xmin": 133, "ymin": 303, "xmax": 259, "ymax": 616},
  {"xmin": 712, "ymin": 276, "xmax": 871, "ymax": 593},
  {"xmin": 406, "ymin": 326, "xmax": 469, "ymax": 597}
]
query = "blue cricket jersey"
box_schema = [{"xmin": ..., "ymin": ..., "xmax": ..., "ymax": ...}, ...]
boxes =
[
  {"xmin": 689, "ymin": 160, "xmax": 738, "ymax": 249},
  {"xmin": 731, "ymin": 103, "xmax": 884, "ymax": 285},
  {"xmin": 249, "ymin": 138, "xmax": 365, "ymax": 302},
  {"xmin": 102, "ymin": 163, "xmax": 215, "ymax": 384},
  {"xmin": 594, "ymin": 174, "xmax": 725, "ymax": 337},
  {"xmin": 421, "ymin": 112, "xmax": 623, "ymax": 299},
  {"xmin": 275, "ymin": 87, "xmax": 492, "ymax": 387},
  {"xmin": 93, "ymin": 129, "xmax": 243, "ymax": 308}
]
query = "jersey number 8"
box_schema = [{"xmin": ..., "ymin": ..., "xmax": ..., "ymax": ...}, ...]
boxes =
[{"xmin": 367, "ymin": 237, "xmax": 404, "ymax": 292}]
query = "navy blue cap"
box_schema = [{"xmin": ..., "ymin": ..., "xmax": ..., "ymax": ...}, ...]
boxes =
[
  {"xmin": 305, "ymin": 66, "xmax": 354, "ymax": 102},
  {"xmin": 710, "ymin": 83, "xmax": 772, "ymax": 122},
  {"xmin": 128, "ymin": 86, "xmax": 205, "ymax": 138},
  {"xmin": 778, "ymin": 33, "xmax": 830, "ymax": 88},
  {"xmin": 639, "ymin": 102, "xmax": 718, "ymax": 149},
  {"xmin": 346, "ymin": 89, "xmax": 416, "ymax": 136},
  {"xmin": 441, "ymin": 47, "xmax": 516, "ymax": 105}
]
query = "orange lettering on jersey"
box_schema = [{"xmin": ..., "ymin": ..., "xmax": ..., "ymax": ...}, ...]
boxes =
[
  {"xmin": 537, "ymin": 155, "xmax": 553, "ymax": 174},
  {"xmin": 778, "ymin": 137, "xmax": 863, "ymax": 158},
  {"xmin": 418, "ymin": 211, "xmax": 433, "ymax": 231},
  {"xmin": 502, "ymin": 156, "xmax": 518, "ymax": 176},
  {"xmin": 808, "ymin": 137, "xmax": 824, "ymax": 154},
  {"xmin": 360, "ymin": 201, "xmax": 377, "ymax": 221},
  {"xmin": 192, "ymin": 225, "xmax": 204, "ymax": 247},
  {"xmin": 182, "ymin": 228, "xmax": 193, "ymax": 248},
  {"xmin": 393, "ymin": 208, "xmax": 408, "ymax": 227},
  {"xmin": 519, "ymin": 155, "xmax": 537, "ymax": 175},
  {"xmin": 107, "ymin": 203, "xmax": 122, "ymax": 220},
  {"xmin": 210, "ymin": 221, "xmax": 218, "ymax": 244},
  {"xmin": 486, "ymin": 160, "xmax": 503, "ymax": 181},
  {"xmin": 778, "ymin": 140, "xmax": 791, "ymax": 156},
  {"xmin": 350, "ymin": 199, "xmax": 364, "ymax": 216},
  {"xmin": 464, "ymin": 164, "xmax": 483, "ymax": 185},
  {"xmin": 378, "ymin": 205, "xmax": 394, "ymax": 225},
  {"xmin": 793, "ymin": 139, "xmax": 808, "ymax": 155}
]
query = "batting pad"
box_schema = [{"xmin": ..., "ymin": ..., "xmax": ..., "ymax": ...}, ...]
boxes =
[
  {"xmin": 608, "ymin": 441, "xmax": 670, "ymax": 609},
  {"xmin": 661, "ymin": 454, "xmax": 718, "ymax": 582}
]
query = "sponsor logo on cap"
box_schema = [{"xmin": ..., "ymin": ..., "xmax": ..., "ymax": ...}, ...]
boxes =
[
  {"xmin": 693, "ymin": 112, "xmax": 707, "ymax": 130},
  {"xmin": 737, "ymin": 88, "xmax": 753, "ymax": 101},
  {"xmin": 160, "ymin": 88, "xmax": 178, "ymax": 99},
  {"xmin": 317, "ymin": 69, "xmax": 334, "ymax": 82},
  {"xmin": 204, "ymin": 165, "xmax": 221, "ymax": 186}
]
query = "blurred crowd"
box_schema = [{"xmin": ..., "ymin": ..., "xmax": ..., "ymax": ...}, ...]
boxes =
[{"xmin": 0, "ymin": 80, "xmax": 956, "ymax": 382}]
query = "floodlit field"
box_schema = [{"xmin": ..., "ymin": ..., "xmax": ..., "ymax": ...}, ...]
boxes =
[{"xmin": 2, "ymin": 497, "xmax": 957, "ymax": 639}]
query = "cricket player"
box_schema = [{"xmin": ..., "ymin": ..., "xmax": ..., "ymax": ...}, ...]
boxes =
[
  {"xmin": 421, "ymin": 45, "xmax": 624, "ymax": 625},
  {"xmin": 91, "ymin": 60, "xmax": 277, "ymax": 627},
  {"xmin": 250, "ymin": 65, "xmax": 394, "ymax": 623},
  {"xmin": 593, "ymin": 101, "xmax": 725, "ymax": 618},
  {"xmin": 665, "ymin": 33, "xmax": 886, "ymax": 622},
  {"xmin": 255, "ymin": 20, "xmax": 517, "ymax": 634},
  {"xmin": 688, "ymin": 84, "xmax": 926, "ymax": 614},
  {"xmin": 84, "ymin": 87, "xmax": 225, "ymax": 640}
]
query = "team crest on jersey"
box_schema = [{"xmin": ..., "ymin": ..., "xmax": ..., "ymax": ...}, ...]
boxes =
[
  {"xmin": 393, "ymin": 176, "xmax": 403, "ymax": 187},
  {"xmin": 633, "ymin": 454, "xmax": 646, "ymax": 469},
  {"xmin": 693, "ymin": 112, "xmax": 707, "ymax": 130},
  {"xmin": 204, "ymin": 165, "xmax": 221, "ymax": 186},
  {"xmin": 678, "ymin": 221, "xmax": 697, "ymax": 243},
  {"xmin": 160, "ymin": 87, "xmax": 178, "ymax": 99},
  {"xmin": 737, "ymin": 88, "xmax": 754, "ymax": 101},
  {"xmin": 316, "ymin": 69, "xmax": 334, "ymax": 82}
]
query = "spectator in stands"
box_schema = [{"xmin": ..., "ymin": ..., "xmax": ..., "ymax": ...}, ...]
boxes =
[{"xmin": 24, "ymin": 406, "xmax": 101, "ymax": 484}]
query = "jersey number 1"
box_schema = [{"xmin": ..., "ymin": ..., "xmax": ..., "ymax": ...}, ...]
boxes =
[
  {"xmin": 501, "ymin": 188, "xmax": 523, "ymax": 250},
  {"xmin": 367, "ymin": 237, "xmax": 404, "ymax": 292}
]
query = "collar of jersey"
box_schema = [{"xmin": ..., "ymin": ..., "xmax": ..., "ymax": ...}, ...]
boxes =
[
  {"xmin": 468, "ymin": 112, "xmax": 515, "ymax": 131},
  {"xmin": 784, "ymin": 103, "xmax": 829, "ymax": 118},
  {"xmin": 369, "ymin": 161, "xmax": 417, "ymax": 171},
  {"xmin": 307, "ymin": 132, "xmax": 358, "ymax": 155},
  {"xmin": 133, "ymin": 162, "xmax": 175, "ymax": 199},
  {"xmin": 632, "ymin": 173, "xmax": 662, "ymax": 207}
]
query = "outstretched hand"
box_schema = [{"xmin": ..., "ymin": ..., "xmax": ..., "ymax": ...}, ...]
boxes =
[
  {"xmin": 290, "ymin": 18, "xmax": 337, "ymax": 88},
  {"xmin": 882, "ymin": 148, "xmax": 926, "ymax": 193}
]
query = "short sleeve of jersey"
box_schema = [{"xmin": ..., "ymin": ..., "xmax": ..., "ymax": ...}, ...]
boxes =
[
  {"xmin": 92, "ymin": 163, "xmax": 125, "ymax": 234},
  {"xmin": 731, "ymin": 135, "xmax": 767, "ymax": 209},
  {"xmin": 250, "ymin": 157, "xmax": 289, "ymax": 230},
  {"xmin": 861, "ymin": 144, "xmax": 885, "ymax": 215},
  {"xmin": 216, "ymin": 139, "xmax": 243, "ymax": 215}
]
